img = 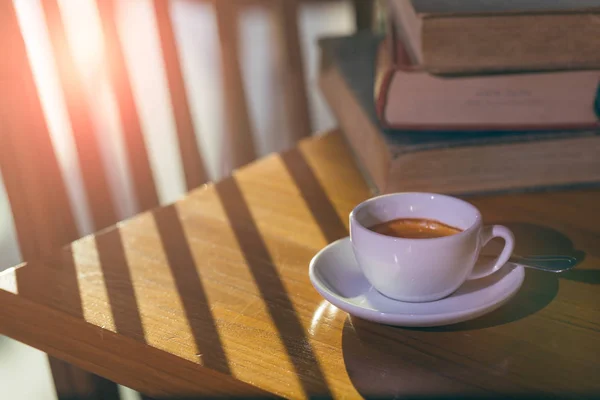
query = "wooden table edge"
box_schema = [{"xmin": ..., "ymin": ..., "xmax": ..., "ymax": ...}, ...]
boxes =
[{"xmin": 0, "ymin": 286, "xmax": 275, "ymax": 398}]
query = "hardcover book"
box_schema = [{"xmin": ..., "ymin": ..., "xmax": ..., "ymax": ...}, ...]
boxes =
[{"xmin": 318, "ymin": 34, "xmax": 600, "ymax": 195}]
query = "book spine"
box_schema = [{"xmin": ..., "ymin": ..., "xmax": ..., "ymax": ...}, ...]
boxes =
[
  {"xmin": 596, "ymin": 82, "xmax": 600, "ymax": 119},
  {"xmin": 375, "ymin": 18, "xmax": 416, "ymax": 129},
  {"xmin": 374, "ymin": 36, "xmax": 396, "ymax": 126}
]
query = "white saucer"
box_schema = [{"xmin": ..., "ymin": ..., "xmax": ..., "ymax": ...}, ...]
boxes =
[{"xmin": 309, "ymin": 237, "xmax": 525, "ymax": 327}]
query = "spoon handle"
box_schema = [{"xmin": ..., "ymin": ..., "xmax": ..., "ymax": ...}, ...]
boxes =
[{"xmin": 509, "ymin": 254, "xmax": 578, "ymax": 273}]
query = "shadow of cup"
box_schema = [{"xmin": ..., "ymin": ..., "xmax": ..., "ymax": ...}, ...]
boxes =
[
  {"xmin": 484, "ymin": 222, "xmax": 586, "ymax": 263},
  {"xmin": 342, "ymin": 317, "xmax": 487, "ymax": 398},
  {"xmin": 341, "ymin": 223, "xmax": 592, "ymax": 398},
  {"xmin": 425, "ymin": 222, "xmax": 586, "ymax": 332}
]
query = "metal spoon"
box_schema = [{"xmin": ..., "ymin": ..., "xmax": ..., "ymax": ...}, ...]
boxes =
[
  {"xmin": 508, "ymin": 254, "xmax": 578, "ymax": 273},
  {"xmin": 480, "ymin": 254, "xmax": 578, "ymax": 273}
]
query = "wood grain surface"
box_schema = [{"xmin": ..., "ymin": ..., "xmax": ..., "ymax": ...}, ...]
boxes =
[{"xmin": 1, "ymin": 131, "xmax": 599, "ymax": 399}]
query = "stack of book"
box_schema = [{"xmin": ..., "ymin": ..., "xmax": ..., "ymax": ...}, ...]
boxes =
[{"xmin": 318, "ymin": 0, "xmax": 600, "ymax": 195}]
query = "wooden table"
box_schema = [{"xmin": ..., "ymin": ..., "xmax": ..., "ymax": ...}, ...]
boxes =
[{"xmin": 0, "ymin": 130, "xmax": 599, "ymax": 398}]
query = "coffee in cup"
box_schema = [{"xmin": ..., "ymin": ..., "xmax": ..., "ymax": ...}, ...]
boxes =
[{"xmin": 369, "ymin": 218, "xmax": 462, "ymax": 239}]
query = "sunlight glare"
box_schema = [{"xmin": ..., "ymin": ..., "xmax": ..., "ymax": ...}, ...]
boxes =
[
  {"xmin": 57, "ymin": 0, "xmax": 105, "ymax": 81},
  {"xmin": 310, "ymin": 300, "xmax": 339, "ymax": 336},
  {"xmin": 0, "ymin": 267, "xmax": 20, "ymax": 295},
  {"xmin": 13, "ymin": 0, "xmax": 94, "ymax": 236}
]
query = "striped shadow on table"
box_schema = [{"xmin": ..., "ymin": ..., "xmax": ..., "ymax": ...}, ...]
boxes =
[
  {"xmin": 2, "ymin": 131, "xmax": 600, "ymax": 398},
  {"xmin": 0, "ymin": 0, "xmax": 374, "ymax": 397},
  {"xmin": 215, "ymin": 176, "xmax": 332, "ymax": 397},
  {"xmin": 3, "ymin": 132, "xmax": 369, "ymax": 398}
]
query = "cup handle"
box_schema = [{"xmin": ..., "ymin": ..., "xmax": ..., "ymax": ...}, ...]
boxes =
[{"xmin": 467, "ymin": 225, "xmax": 515, "ymax": 280}]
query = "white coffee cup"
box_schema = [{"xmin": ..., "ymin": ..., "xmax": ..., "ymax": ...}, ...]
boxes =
[{"xmin": 349, "ymin": 193, "xmax": 515, "ymax": 303}]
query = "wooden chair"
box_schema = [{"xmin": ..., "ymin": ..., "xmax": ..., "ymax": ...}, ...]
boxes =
[{"xmin": 0, "ymin": 0, "xmax": 373, "ymax": 398}]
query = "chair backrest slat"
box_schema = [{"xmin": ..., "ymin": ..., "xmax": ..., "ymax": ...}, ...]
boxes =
[
  {"xmin": 0, "ymin": 5, "xmax": 120, "ymax": 398},
  {"xmin": 270, "ymin": 0, "xmax": 312, "ymax": 142},
  {"xmin": 152, "ymin": 0, "xmax": 209, "ymax": 190},
  {"xmin": 353, "ymin": 0, "xmax": 374, "ymax": 30},
  {"xmin": 41, "ymin": 0, "xmax": 118, "ymax": 231},
  {"xmin": 215, "ymin": 0, "xmax": 258, "ymax": 170},
  {"xmin": 94, "ymin": 0, "xmax": 160, "ymax": 211},
  {"xmin": 0, "ymin": 1, "xmax": 79, "ymax": 258}
]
